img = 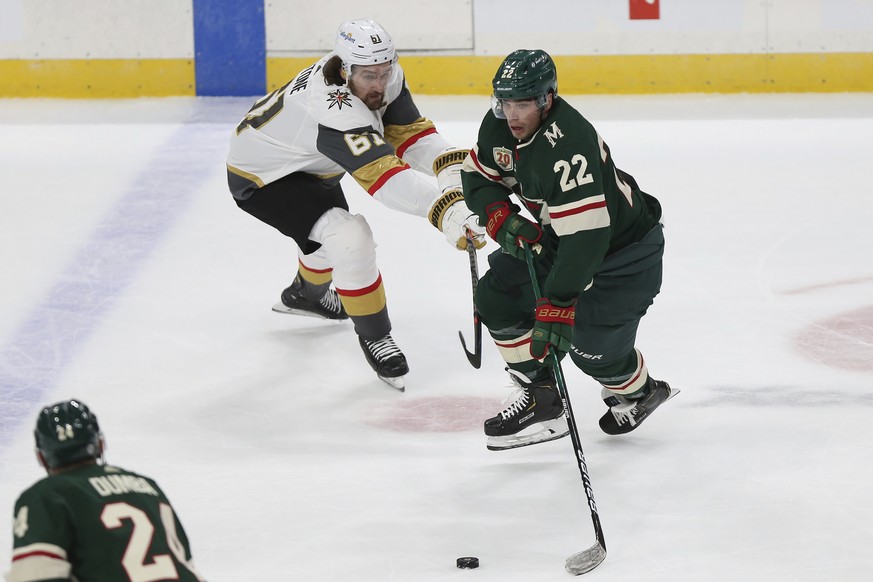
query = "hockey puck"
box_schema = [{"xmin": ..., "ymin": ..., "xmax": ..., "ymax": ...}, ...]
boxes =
[{"xmin": 456, "ymin": 556, "xmax": 479, "ymax": 569}]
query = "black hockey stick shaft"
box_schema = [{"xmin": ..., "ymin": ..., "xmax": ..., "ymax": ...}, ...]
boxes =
[
  {"xmin": 523, "ymin": 242, "xmax": 606, "ymax": 575},
  {"xmin": 458, "ymin": 236, "xmax": 482, "ymax": 368}
]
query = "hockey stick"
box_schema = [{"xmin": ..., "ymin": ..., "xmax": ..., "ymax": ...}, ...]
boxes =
[
  {"xmin": 458, "ymin": 235, "xmax": 482, "ymax": 368},
  {"xmin": 522, "ymin": 242, "xmax": 607, "ymax": 575}
]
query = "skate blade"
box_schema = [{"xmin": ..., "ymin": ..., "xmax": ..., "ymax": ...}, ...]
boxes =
[
  {"xmin": 378, "ymin": 374, "xmax": 406, "ymax": 392},
  {"xmin": 601, "ymin": 385, "xmax": 681, "ymax": 435},
  {"xmin": 486, "ymin": 418, "xmax": 569, "ymax": 451},
  {"xmin": 271, "ymin": 302, "xmax": 344, "ymax": 320}
]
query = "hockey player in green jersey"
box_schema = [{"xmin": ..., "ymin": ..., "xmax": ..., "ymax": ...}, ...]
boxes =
[
  {"xmin": 461, "ymin": 49, "xmax": 678, "ymax": 451},
  {"xmin": 7, "ymin": 400, "xmax": 205, "ymax": 582}
]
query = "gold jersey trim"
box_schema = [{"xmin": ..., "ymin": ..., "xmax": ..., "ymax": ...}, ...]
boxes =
[
  {"xmin": 351, "ymin": 156, "xmax": 408, "ymax": 194},
  {"xmin": 227, "ymin": 164, "xmax": 265, "ymax": 188}
]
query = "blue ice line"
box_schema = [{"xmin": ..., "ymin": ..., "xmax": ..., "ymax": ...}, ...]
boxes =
[{"xmin": 0, "ymin": 122, "xmax": 228, "ymax": 444}]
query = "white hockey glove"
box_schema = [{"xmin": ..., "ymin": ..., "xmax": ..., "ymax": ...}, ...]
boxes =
[
  {"xmin": 429, "ymin": 148, "xmax": 487, "ymax": 250},
  {"xmin": 429, "ymin": 192, "xmax": 487, "ymax": 250}
]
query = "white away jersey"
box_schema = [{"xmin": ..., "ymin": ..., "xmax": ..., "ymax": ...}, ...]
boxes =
[{"xmin": 226, "ymin": 54, "xmax": 453, "ymax": 217}]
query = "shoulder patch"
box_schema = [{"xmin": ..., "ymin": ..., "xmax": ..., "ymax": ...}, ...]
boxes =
[
  {"xmin": 493, "ymin": 147, "xmax": 514, "ymax": 171},
  {"xmin": 327, "ymin": 89, "xmax": 353, "ymax": 110}
]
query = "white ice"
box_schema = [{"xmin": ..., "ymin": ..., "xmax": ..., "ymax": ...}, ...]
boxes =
[{"xmin": 1, "ymin": 93, "xmax": 872, "ymax": 581}]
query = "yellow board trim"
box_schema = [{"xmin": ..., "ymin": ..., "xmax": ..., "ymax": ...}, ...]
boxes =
[
  {"xmin": 1, "ymin": 53, "xmax": 870, "ymax": 97},
  {"xmin": 0, "ymin": 59, "xmax": 194, "ymax": 98},
  {"xmin": 268, "ymin": 52, "xmax": 873, "ymax": 95}
]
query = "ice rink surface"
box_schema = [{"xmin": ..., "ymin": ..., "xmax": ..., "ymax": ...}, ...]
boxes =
[{"xmin": 1, "ymin": 92, "xmax": 872, "ymax": 581}]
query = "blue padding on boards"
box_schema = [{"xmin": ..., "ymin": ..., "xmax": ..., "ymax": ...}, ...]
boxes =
[{"xmin": 194, "ymin": 0, "xmax": 265, "ymax": 96}]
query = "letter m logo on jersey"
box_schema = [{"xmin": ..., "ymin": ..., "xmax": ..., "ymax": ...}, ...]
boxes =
[{"xmin": 544, "ymin": 122, "xmax": 564, "ymax": 148}]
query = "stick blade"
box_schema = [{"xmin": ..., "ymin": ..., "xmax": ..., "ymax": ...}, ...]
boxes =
[
  {"xmin": 565, "ymin": 543, "xmax": 606, "ymax": 576},
  {"xmin": 458, "ymin": 330, "xmax": 482, "ymax": 368}
]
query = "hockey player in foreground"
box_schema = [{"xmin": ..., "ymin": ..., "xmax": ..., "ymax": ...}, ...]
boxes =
[
  {"xmin": 226, "ymin": 19, "xmax": 485, "ymax": 390},
  {"xmin": 7, "ymin": 400, "xmax": 205, "ymax": 582},
  {"xmin": 461, "ymin": 50, "xmax": 678, "ymax": 450}
]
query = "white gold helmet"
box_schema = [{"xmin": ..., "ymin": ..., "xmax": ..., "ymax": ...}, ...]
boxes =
[{"xmin": 334, "ymin": 18, "xmax": 396, "ymax": 79}]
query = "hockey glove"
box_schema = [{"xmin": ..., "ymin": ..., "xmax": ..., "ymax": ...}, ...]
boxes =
[
  {"xmin": 530, "ymin": 297, "xmax": 575, "ymax": 363},
  {"xmin": 485, "ymin": 201, "xmax": 542, "ymax": 260},
  {"xmin": 428, "ymin": 191, "xmax": 486, "ymax": 250}
]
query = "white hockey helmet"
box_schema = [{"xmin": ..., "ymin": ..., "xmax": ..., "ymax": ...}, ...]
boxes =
[{"xmin": 334, "ymin": 18, "xmax": 396, "ymax": 79}]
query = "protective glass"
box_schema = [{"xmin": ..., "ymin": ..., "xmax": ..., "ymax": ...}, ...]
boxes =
[{"xmin": 490, "ymin": 94, "xmax": 549, "ymax": 119}]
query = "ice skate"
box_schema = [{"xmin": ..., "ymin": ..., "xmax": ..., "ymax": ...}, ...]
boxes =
[
  {"xmin": 598, "ymin": 377, "xmax": 677, "ymax": 435},
  {"xmin": 359, "ymin": 334, "xmax": 408, "ymax": 391},
  {"xmin": 271, "ymin": 276, "xmax": 348, "ymax": 320},
  {"xmin": 484, "ymin": 369, "xmax": 569, "ymax": 451}
]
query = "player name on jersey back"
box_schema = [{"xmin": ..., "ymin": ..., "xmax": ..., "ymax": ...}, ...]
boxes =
[{"xmin": 89, "ymin": 474, "xmax": 159, "ymax": 497}]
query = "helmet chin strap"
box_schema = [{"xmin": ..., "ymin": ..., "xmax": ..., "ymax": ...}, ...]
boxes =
[
  {"xmin": 541, "ymin": 92, "xmax": 554, "ymax": 114},
  {"xmin": 532, "ymin": 93, "xmax": 554, "ymax": 131},
  {"xmin": 37, "ymin": 451, "xmax": 49, "ymax": 472},
  {"xmin": 97, "ymin": 437, "xmax": 106, "ymax": 465}
]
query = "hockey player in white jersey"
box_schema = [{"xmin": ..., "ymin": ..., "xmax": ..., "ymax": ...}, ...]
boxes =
[{"xmin": 226, "ymin": 18, "xmax": 485, "ymax": 390}]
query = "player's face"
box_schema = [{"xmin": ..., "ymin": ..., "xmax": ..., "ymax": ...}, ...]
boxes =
[
  {"xmin": 501, "ymin": 96, "xmax": 551, "ymax": 141},
  {"xmin": 349, "ymin": 63, "xmax": 393, "ymax": 110}
]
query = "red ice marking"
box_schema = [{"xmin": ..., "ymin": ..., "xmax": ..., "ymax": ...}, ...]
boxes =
[
  {"xmin": 629, "ymin": 0, "xmax": 660, "ymax": 20},
  {"xmin": 364, "ymin": 396, "xmax": 502, "ymax": 433},
  {"xmin": 780, "ymin": 275, "xmax": 873, "ymax": 296},
  {"xmin": 792, "ymin": 305, "xmax": 873, "ymax": 373}
]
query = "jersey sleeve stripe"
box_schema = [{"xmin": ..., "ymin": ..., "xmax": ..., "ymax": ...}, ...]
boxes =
[
  {"xmin": 10, "ymin": 544, "xmax": 72, "ymax": 581},
  {"xmin": 12, "ymin": 543, "xmax": 68, "ymax": 561},
  {"xmin": 466, "ymin": 148, "xmax": 503, "ymax": 182},
  {"xmin": 393, "ymin": 126, "xmax": 437, "ymax": 158},
  {"xmin": 550, "ymin": 196, "xmax": 607, "ymax": 218},
  {"xmin": 350, "ymin": 156, "xmax": 410, "ymax": 195},
  {"xmin": 366, "ymin": 163, "xmax": 408, "ymax": 195},
  {"xmin": 383, "ymin": 117, "xmax": 437, "ymax": 157},
  {"xmin": 549, "ymin": 196, "xmax": 610, "ymax": 235}
]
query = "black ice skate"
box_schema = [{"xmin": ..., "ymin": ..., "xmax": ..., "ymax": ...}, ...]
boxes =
[
  {"xmin": 359, "ymin": 334, "xmax": 409, "ymax": 391},
  {"xmin": 598, "ymin": 377, "xmax": 678, "ymax": 435},
  {"xmin": 271, "ymin": 276, "xmax": 348, "ymax": 320},
  {"xmin": 484, "ymin": 369, "xmax": 569, "ymax": 451}
]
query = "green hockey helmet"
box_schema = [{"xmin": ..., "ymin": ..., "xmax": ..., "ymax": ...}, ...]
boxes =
[
  {"xmin": 491, "ymin": 49, "xmax": 558, "ymax": 119},
  {"xmin": 34, "ymin": 399, "xmax": 103, "ymax": 469}
]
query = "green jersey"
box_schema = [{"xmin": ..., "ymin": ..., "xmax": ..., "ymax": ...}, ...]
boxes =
[
  {"xmin": 462, "ymin": 96, "xmax": 661, "ymax": 302},
  {"xmin": 8, "ymin": 463, "xmax": 204, "ymax": 582}
]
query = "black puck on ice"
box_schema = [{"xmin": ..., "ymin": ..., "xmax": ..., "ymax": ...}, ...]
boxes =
[{"xmin": 456, "ymin": 556, "xmax": 479, "ymax": 569}]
